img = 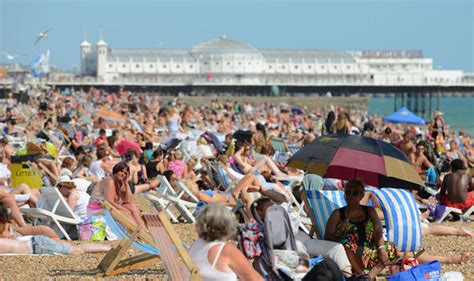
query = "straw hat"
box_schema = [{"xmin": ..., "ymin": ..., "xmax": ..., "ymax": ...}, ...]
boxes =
[
  {"xmin": 56, "ymin": 175, "xmax": 76, "ymax": 189},
  {"xmin": 433, "ymin": 111, "xmax": 444, "ymax": 117}
]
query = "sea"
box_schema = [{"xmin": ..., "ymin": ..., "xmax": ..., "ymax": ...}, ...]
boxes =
[{"xmin": 368, "ymin": 96, "xmax": 474, "ymax": 136}]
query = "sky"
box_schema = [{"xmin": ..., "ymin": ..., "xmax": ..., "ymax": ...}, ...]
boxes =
[{"xmin": 0, "ymin": 0, "xmax": 473, "ymax": 71}]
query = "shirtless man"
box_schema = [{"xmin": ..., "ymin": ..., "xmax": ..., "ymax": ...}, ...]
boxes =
[
  {"xmin": 438, "ymin": 159, "xmax": 474, "ymax": 212},
  {"xmin": 414, "ymin": 141, "xmax": 433, "ymax": 175},
  {"xmin": 401, "ymin": 131, "xmax": 416, "ymax": 164}
]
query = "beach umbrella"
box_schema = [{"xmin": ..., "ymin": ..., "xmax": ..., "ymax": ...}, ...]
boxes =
[
  {"xmin": 233, "ymin": 130, "xmax": 253, "ymax": 143},
  {"xmin": 291, "ymin": 107, "xmax": 304, "ymax": 115},
  {"xmin": 201, "ymin": 132, "xmax": 223, "ymax": 152},
  {"xmin": 287, "ymin": 134, "xmax": 423, "ymax": 190},
  {"xmin": 114, "ymin": 139, "xmax": 142, "ymax": 157},
  {"xmin": 96, "ymin": 108, "xmax": 128, "ymax": 123}
]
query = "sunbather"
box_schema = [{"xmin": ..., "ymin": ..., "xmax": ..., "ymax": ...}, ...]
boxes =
[
  {"xmin": 438, "ymin": 159, "xmax": 474, "ymax": 213},
  {"xmin": 90, "ymin": 161, "xmax": 148, "ymax": 230},
  {"xmin": 0, "ymin": 190, "xmax": 27, "ymax": 227},
  {"xmin": 325, "ymin": 180, "xmax": 399, "ymax": 280},
  {"xmin": 0, "ymin": 202, "xmax": 58, "ymax": 239}
]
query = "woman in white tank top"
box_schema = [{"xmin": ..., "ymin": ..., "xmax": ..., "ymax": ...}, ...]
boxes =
[{"xmin": 188, "ymin": 203, "xmax": 262, "ymax": 281}]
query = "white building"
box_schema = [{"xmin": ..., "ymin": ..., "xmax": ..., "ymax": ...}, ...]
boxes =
[{"xmin": 80, "ymin": 35, "xmax": 465, "ymax": 86}]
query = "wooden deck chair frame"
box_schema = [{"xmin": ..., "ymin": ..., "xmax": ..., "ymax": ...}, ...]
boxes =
[{"xmin": 96, "ymin": 201, "xmax": 201, "ymax": 279}]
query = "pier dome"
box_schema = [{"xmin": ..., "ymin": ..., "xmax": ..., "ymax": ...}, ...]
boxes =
[{"xmin": 191, "ymin": 35, "xmax": 263, "ymax": 59}]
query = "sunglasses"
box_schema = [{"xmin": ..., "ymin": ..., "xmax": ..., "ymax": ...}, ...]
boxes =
[{"xmin": 345, "ymin": 190, "xmax": 364, "ymax": 197}]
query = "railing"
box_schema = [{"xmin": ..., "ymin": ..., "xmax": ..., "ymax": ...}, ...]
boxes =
[{"xmin": 40, "ymin": 75, "xmax": 474, "ymax": 87}]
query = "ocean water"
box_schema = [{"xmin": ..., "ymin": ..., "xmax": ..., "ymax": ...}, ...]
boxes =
[{"xmin": 368, "ymin": 96, "xmax": 474, "ymax": 136}]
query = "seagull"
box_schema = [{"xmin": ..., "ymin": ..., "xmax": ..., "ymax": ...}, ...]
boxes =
[
  {"xmin": 1, "ymin": 51, "xmax": 22, "ymax": 60},
  {"xmin": 34, "ymin": 28, "xmax": 52, "ymax": 45}
]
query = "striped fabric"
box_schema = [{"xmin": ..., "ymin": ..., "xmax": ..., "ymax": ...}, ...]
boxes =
[
  {"xmin": 306, "ymin": 188, "xmax": 422, "ymax": 252},
  {"xmin": 370, "ymin": 188, "xmax": 423, "ymax": 252},
  {"xmin": 306, "ymin": 190, "xmax": 346, "ymax": 239},
  {"xmin": 288, "ymin": 144, "xmax": 300, "ymax": 155},
  {"xmin": 104, "ymin": 210, "xmax": 160, "ymax": 255}
]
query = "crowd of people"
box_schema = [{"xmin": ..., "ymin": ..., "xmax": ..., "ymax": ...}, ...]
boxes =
[{"xmin": 0, "ymin": 87, "xmax": 472, "ymax": 280}]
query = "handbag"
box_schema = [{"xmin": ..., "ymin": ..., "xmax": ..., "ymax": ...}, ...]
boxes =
[{"xmin": 388, "ymin": 261, "xmax": 441, "ymax": 281}]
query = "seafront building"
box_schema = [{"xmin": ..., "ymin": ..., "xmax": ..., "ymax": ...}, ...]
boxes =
[{"xmin": 80, "ymin": 35, "xmax": 468, "ymax": 86}]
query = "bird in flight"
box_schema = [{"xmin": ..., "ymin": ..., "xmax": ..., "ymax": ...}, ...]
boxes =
[
  {"xmin": 34, "ymin": 28, "xmax": 52, "ymax": 45},
  {"xmin": 1, "ymin": 51, "xmax": 23, "ymax": 60}
]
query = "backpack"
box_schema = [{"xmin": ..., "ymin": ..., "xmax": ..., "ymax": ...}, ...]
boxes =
[
  {"xmin": 302, "ymin": 259, "xmax": 343, "ymax": 281},
  {"xmin": 252, "ymin": 205, "xmax": 298, "ymax": 280}
]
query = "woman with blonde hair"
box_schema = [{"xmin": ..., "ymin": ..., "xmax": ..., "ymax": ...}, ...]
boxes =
[{"xmin": 188, "ymin": 203, "xmax": 263, "ymax": 281}]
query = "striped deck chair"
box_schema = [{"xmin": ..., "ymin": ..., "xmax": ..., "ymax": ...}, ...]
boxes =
[
  {"xmin": 271, "ymin": 137, "xmax": 289, "ymax": 164},
  {"xmin": 97, "ymin": 201, "xmax": 201, "ymax": 279},
  {"xmin": 303, "ymin": 188, "xmax": 423, "ymax": 253},
  {"xmin": 287, "ymin": 143, "xmax": 300, "ymax": 156}
]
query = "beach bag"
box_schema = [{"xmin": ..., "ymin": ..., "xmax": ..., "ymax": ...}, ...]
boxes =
[
  {"xmin": 79, "ymin": 215, "xmax": 106, "ymax": 241},
  {"xmin": 388, "ymin": 261, "xmax": 441, "ymax": 281}
]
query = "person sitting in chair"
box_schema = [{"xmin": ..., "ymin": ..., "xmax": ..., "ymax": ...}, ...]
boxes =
[{"xmin": 325, "ymin": 180, "xmax": 399, "ymax": 280}]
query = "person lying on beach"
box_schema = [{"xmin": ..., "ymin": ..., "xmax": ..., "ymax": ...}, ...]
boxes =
[
  {"xmin": 0, "ymin": 203, "xmax": 58, "ymax": 239},
  {"xmin": 233, "ymin": 142, "xmax": 289, "ymax": 179},
  {"xmin": 438, "ymin": 159, "xmax": 474, "ymax": 213}
]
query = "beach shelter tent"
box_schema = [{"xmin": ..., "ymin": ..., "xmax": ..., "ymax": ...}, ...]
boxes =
[{"xmin": 384, "ymin": 107, "xmax": 426, "ymax": 125}]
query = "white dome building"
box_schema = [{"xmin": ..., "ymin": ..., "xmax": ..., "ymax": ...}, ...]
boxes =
[
  {"xmin": 190, "ymin": 35, "xmax": 264, "ymax": 74},
  {"xmin": 80, "ymin": 35, "xmax": 464, "ymax": 86}
]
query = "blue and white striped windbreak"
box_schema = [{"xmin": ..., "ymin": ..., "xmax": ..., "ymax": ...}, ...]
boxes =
[{"xmin": 306, "ymin": 188, "xmax": 422, "ymax": 252}]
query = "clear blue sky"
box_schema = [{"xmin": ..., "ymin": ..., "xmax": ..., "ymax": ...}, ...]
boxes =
[{"xmin": 1, "ymin": 0, "xmax": 472, "ymax": 71}]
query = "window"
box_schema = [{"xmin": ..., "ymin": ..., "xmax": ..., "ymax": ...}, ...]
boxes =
[
  {"xmin": 204, "ymin": 61, "xmax": 208, "ymax": 65},
  {"xmin": 136, "ymin": 64, "xmax": 139, "ymax": 68},
  {"xmin": 308, "ymin": 65, "xmax": 312, "ymax": 69},
  {"xmin": 163, "ymin": 65, "xmax": 167, "ymax": 68},
  {"xmin": 215, "ymin": 62, "xmax": 219, "ymax": 65},
  {"xmin": 334, "ymin": 65, "xmax": 338, "ymax": 69},
  {"xmin": 294, "ymin": 65, "xmax": 298, "ymax": 69},
  {"xmin": 176, "ymin": 65, "xmax": 180, "ymax": 68},
  {"xmin": 346, "ymin": 65, "xmax": 350, "ymax": 69},
  {"xmin": 122, "ymin": 64, "xmax": 126, "ymax": 68},
  {"xmin": 190, "ymin": 65, "xmax": 194, "ymax": 68},
  {"xmin": 238, "ymin": 62, "xmax": 242, "ymax": 65},
  {"xmin": 227, "ymin": 62, "xmax": 231, "ymax": 65},
  {"xmin": 269, "ymin": 65, "xmax": 273, "ymax": 69},
  {"xmin": 321, "ymin": 66, "xmax": 325, "ymax": 69},
  {"xmin": 109, "ymin": 64, "xmax": 113, "ymax": 68},
  {"xmin": 149, "ymin": 64, "xmax": 154, "ymax": 68}
]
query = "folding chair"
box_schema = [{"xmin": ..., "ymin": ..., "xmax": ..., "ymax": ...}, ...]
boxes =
[
  {"xmin": 20, "ymin": 186, "xmax": 82, "ymax": 240},
  {"xmin": 96, "ymin": 201, "xmax": 201, "ymax": 280},
  {"xmin": 271, "ymin": 137, "xmax": 289, "ymax": 164},
  {"xmin": 287, "ymin": 143, "xmax": 300, "ymax": 156},
  {"xmin": 303, "ymin": 188, "xmax": 424, "ymax": 253},
  {"xmin": 143, "ymin": 175, "xmax": 197, "ymax": 223}
]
